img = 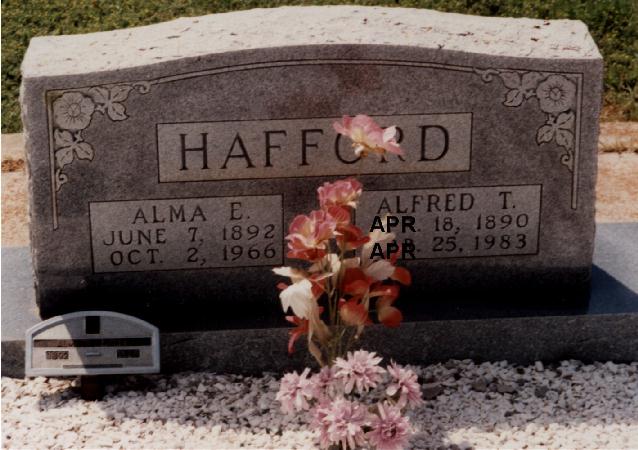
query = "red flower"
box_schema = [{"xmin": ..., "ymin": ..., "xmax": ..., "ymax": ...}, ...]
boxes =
[
  {"xmin": 285, "ymin": 315, "xmax": 309, "ymax": 354},
  {"xmin": 336, "ymin": 224, "xmax": 370, "ymax": 251},
  {"xmin": 391, "ymin": 266, "xmax": 411, "ymax": 285},
  {"xmin": 339, "ymin": 298, "xmax": 372, "ymax": 327},
  {"xmin": 322, "ymin": 206, "xmax": 369, "ymax": 251},
  {"xmin": 375, "ymin": 286, "xmax": 403, "ymax": 328},
  {"xmin": 343, "ymin": 268, "xmax": 373, "ymax": 301},
  {"xmin": 286, "ymin": 305, "xmax": 326, "ymax": 355}
]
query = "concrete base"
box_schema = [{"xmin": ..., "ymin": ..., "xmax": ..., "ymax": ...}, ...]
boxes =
[{"xmin": 3, "ymin": 222, "xmax": 637, "ymax": 377}]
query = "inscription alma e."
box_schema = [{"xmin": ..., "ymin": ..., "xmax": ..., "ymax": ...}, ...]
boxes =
[
  {"xmin": 89, "ymin": 195, "xmax": 283, "ymax": 273},
  {"xmin": 131, "ymin": 204, "xmax": 208, "ymax": 224}
]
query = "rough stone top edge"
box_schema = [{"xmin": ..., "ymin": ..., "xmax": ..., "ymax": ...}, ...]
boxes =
[{"xmin": 22, "ymin": 5, "xmax": 601, "ymax": 78}]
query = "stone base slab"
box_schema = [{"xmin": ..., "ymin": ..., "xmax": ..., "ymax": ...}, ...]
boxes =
[{"xmin": 3, "ymin": 222, "xmax": 637, "ymax": 377}]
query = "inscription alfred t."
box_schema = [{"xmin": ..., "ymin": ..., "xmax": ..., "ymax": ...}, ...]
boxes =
[{"xmin": 356, "ymin": 185, "xmax": 542, "ymax": 259}]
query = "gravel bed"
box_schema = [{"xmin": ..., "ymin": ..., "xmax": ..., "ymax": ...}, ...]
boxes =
[{"xmin": 3, "ymin": 360, "xmax": 637, "ymax": 449}]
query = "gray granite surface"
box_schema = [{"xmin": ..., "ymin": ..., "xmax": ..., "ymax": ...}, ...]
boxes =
[
  {"xmin": 21, "ymin": 7, "xmax": 603, "ymax": 322},
  {"xmin": 22, "ymin": 6, "xmax": 600, "ymax": 78},
  {"xmin": 3, "ymin": 222, "xmax": 636, "ymax": 377}
]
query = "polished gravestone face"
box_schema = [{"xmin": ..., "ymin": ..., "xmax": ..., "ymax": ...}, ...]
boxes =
[{"xmin": 21, "ymin": 6, "xmax": 602, "ymax": 328}]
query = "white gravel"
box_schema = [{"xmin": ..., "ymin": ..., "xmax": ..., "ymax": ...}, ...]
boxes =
[{"xmin": 3, "ymin": 360, "xmax": 637, "ymax": 449}]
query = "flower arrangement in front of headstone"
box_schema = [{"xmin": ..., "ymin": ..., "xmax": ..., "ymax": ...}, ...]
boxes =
[{"xmin": 274, "ymin": 115, "xmax": 422, "ymax": 450}]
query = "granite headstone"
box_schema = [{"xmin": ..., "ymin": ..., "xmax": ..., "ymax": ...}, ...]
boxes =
[{"xmin": 20, "ymin": 6, "xmax": 603, "ymax": 329}]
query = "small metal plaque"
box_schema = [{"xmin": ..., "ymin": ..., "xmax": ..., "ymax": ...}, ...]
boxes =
[{"xmin": 25, "ymin": 311, "xmax": 160, "ymax": 377}]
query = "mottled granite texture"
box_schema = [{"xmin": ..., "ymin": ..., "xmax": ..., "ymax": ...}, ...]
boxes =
[{"xmin": 22, "ymin": 6, "xmax": 600, "ymax": 78}]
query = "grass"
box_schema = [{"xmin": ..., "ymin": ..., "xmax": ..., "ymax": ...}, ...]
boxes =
[{"xmin": 2, "ymin": 0, "xmax": 637, "ymax": 132}]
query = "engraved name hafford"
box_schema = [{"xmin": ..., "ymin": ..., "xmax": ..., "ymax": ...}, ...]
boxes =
[{"xmin": 157, "ymin": 113, "xmax": 472, "ymax": 182}]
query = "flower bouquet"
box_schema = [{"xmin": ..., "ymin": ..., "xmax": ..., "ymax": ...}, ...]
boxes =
[
  {"xmin": 274, "ymin": 115, "xmax": 422, "ymax": 449},
  {"xmin": 277, "ymin": 351, "xmax": 422, "ymax": 450}
]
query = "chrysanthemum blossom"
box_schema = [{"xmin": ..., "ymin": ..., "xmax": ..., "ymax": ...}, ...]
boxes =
[
  {"xmin": 386, "ymin": 362, "xmax": 423, "ymax": 408},
  {"xmin": 334, "ymin": 350, "xmax": 385, "ymax": 394},
  {"xmin": 333, "ymin": 115, "xmax": 404, "ymax": 158},
  {"xmin": 310, "ymin": 366, "xmax": 336, "ymax": 402},
  {"xmin": 313, "ymin": 398, "xmax": 369, "ymax": 450},
  {"xmin": 366, "ymin": 402, "xmax": 411, "ymax": 450},
  {"xmin": 318, "ymin": 178, "xmax": 363, "ymax": 209},
  {"xmin": 286, "ymin": 210, "xmax": 336, "ymax": 261},
  {"xmin": 276, "ymin": 368, "xmax": 315, "ymax": 414}
]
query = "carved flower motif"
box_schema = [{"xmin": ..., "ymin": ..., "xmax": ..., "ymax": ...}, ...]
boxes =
[
  {"xmin": 89, "ymin": 85, "xmax": 133, "ymax": 121},
  {"xmin": 536, "ymin": 75, "xmax": 576, "ymax": 114},
  {"xmin": 53, "ymin": 92, "xmax": 95, "ymax": 130},
  {"xmin": 498, "ymin": 71, "xmax": 544, "ymax": 107}
]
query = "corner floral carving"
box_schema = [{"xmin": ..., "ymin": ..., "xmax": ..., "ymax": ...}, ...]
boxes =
[
  {"xmin": 51, "ymin": 82, "xmax": 151, "ymax": 191},
  {"xmin": 474, "ymin": 69, "xmax": 577, "ymax": 172}
]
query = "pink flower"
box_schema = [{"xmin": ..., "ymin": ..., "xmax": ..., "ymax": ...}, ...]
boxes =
[
  {"xmin": 312, "ymin": 398, "xmax": 368, "ymax": 449},
  {"xmin": 312, "ymin": 402, "xmax": 333, "ymax": 449},
  {"xmin": 367, "ymin": 402, "xmax": 412, "ymax": 450},
  {"xmin": 386, "ymin": 363, "xmax": 423, "ymax": 408},
  {"xmin": 318, "ymin": 178, "xmax": 363, "ymax": 209},
  {"xmin": 286, "ymin": 210, "xmax": 336, "ymax": 261},
  {"xmin": 333, "ymin": 115, "xmax": 404, "ymax": 158},
  {"xmin": 334, "ymin": 350, "xmax": 385, "ymax": 394},
  {"xmin": 276, "ymin": 368, "xmax": 315, "ymax": 414},
  {"xmin": 310, "ymin": 366, "xmax": 336, "ymax": 402},
  {"xmin": 324, "ymin": 204, "xmax": 351, "ymax": 227}
]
